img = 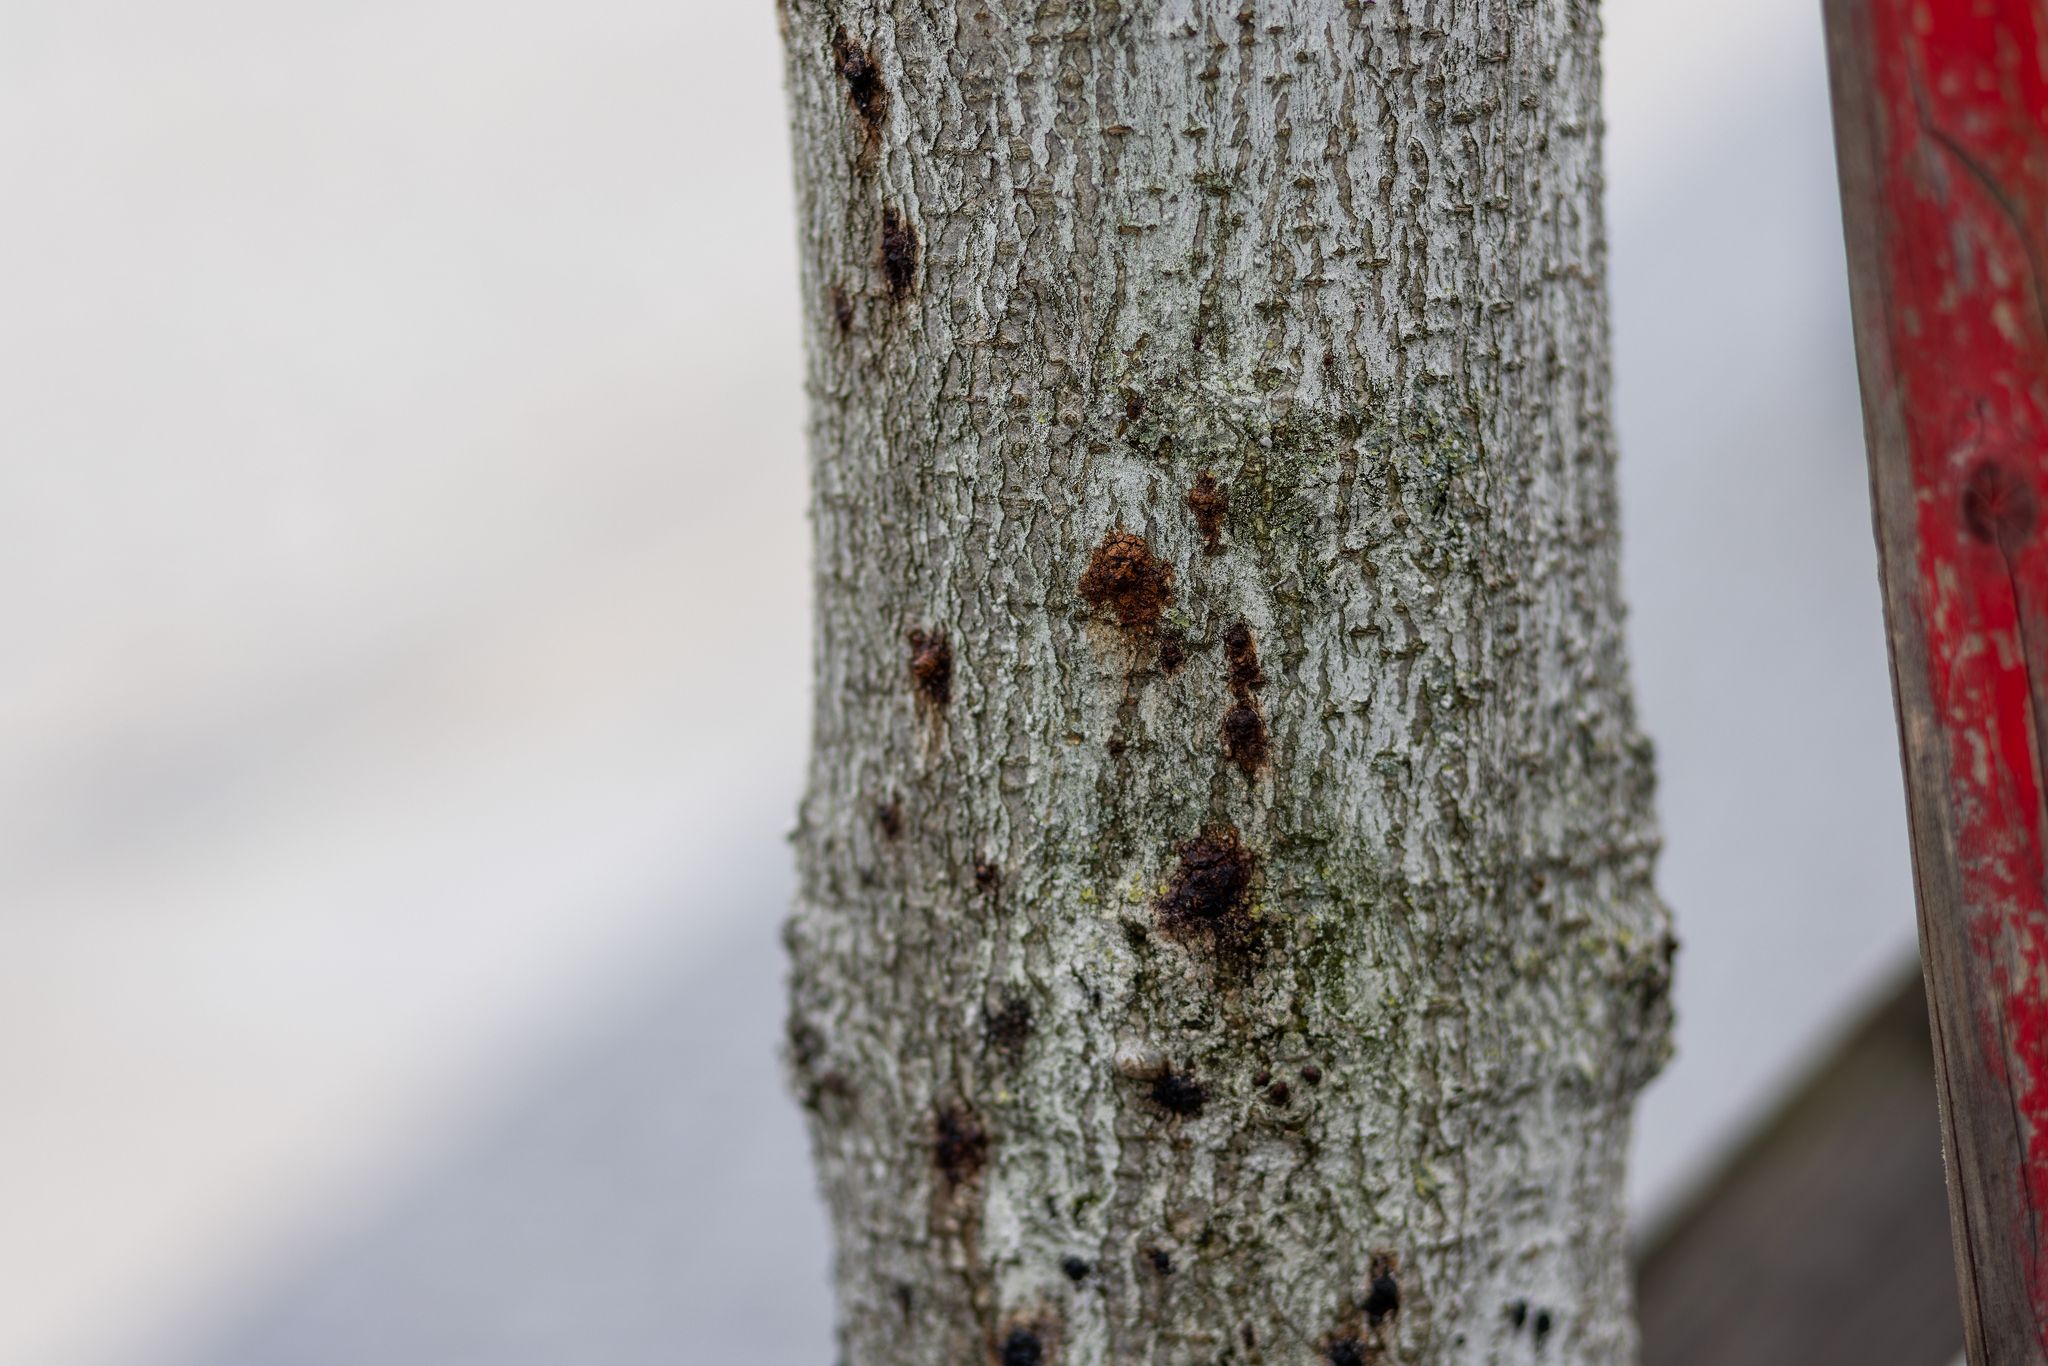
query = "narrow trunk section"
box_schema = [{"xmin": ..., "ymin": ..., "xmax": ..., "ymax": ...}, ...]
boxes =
[{"xmin": 778, "ymin": 3, "xmax": 1672, "ymax": 1362}]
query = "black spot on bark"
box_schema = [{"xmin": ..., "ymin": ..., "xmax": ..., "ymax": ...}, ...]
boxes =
[
  {"xmin": 1324, "ymin": 1338, "xmax": 1367, "ymax": 1366},
  {"xmin": 1363, "ymin": 1253, "xmax": 1401, "ymax": 1326},
  {"xmin": 1149, "ymin": 1247, "xmax": 1175, "ymax": 1274},
  {"xmin": 876, "ymin": 799, "xmax": 902, "ymax": 841},
  {"xmin": 1125, "ymin": 390, "xmax": 1146, "ymax": 422},
  {"xmin": 1157, "ymin": 628, "xmax": 1187, "ymax": 674},
  {"xmin": 1252, "ymin": 1068, "xmax": 1271, "ymax": 1087},
  {"xmin": 1078, "ymin": 529, "xmax": 1173, "ymax": 631},
  {"xmin": 1222, "ymin": 703, "xmax": 1269, "ymax": 774},
  {"xmin": 1061, "ymin": 1256, "xmax": 1091, "ymax": 1282},
  {"xmin": 985, "ymin": 996, "xmax": 1033, "ymax": 1057},
  {"xmin": 1506, "ymin": 1300, "xmax": 1529, "ymax": 1331},
  {"xmin": 974, "ymin": 855, "xmax": 1001, "ymax": 889},
  {"xmin": 1157, "ymin": 825, "xmax": 1259, "ymax": 963},
  {"xmin": 1532, "ymin": 1309, "xmax": 1553, "ymax": 1346},
  {"xmin": 907, "ymin": 627, "xmax": 952, "ymax": 705},
  {"xmin": 1223, "ymin": 621, "xmax": 1264, "ymax": 692},
  {"xmin": 1265, "ymin": 1080, "xmax": 1291, "ymax": 1106},
  {"xmin": 1187, "ymin": 470, "xmax": 1228, "ymax": 553},
  {"xmin": 880, "ymin": 208, "xmax": 919, "ymax": 301},
  {"xmin": 831, "ymin": 27, "xmax": 888, "ymax": 129},
  {"xmin": 933, "ymin": 1104, "xmax": 988, "ymax": 1188},
  {"xmin": 829, "ymin": 282, "xmax": 855, "ymax": 335},
  {"xmin": 1300, "ymin": 1063, "xmax": 1322, "ymax": 1085},
  {"xmin": 1220, "ymin": 621, "xmax": 1269, "ymax": 777},
  {"xmin": 999, "ymin": 1329, "xmax": 1043, "ymax": 1366},
  {"xmin": 1146, "ymin": 1066, "xmax": 1207, "ymax": 1117},
  {"xmin": 1963, "ymin": 459, "xmax": 2038, "ymax": 550}
]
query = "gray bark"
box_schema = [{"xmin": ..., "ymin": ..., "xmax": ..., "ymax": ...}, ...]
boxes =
[{"xmin": 777, "ymin": 3, "xmax": 1673, "ymax": 1363}]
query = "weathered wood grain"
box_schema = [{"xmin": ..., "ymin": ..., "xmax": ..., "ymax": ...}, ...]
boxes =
[{"xmin": 1824, "ymin": 1, "xmax": 2048, "ymax": 1358}]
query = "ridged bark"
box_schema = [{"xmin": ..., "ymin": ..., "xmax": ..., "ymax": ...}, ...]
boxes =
[{"xmin": 777, "ymin": 3, "xmax": 1673, "ymax": 1362}]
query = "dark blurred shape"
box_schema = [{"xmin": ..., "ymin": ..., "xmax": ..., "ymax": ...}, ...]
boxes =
[{"xmin": 1636, "ymin": 968, "xmax": 1959, "ymax": 1366}]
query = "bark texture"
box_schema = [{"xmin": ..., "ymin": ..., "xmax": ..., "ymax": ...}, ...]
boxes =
[{"xmin": 778, "ymin": 3, "xmax": 1673, "ymax": 1362}]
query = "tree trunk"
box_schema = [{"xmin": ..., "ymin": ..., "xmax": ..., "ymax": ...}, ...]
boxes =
[{"xmin": 776, "ymin": 3, "xmax": 1673, "ymax": 1363}]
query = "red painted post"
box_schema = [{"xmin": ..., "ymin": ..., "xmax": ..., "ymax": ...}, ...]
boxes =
[{"xmin": 1824, "ymin": 1, "xmax": 2048, "ymax": 1358}]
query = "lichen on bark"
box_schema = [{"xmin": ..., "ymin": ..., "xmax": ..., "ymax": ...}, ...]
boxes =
[{"xmin": 778, "ymin": 2, "xmax": 1673, "ymax": 1362}]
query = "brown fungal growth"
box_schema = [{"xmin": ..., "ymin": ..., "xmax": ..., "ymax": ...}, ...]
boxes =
[
  {"xmin": 1157, "ymin": 824, "xmax": 1260, "ymax": 963},
  {"xmin": 1223, "ymin": 621, "xmax": 1264, "ymax": 693},
  {"xmin": 831, "ymin": 27, "xmax": 889, "ymax": 130},
  {"xmin": 880, "ymin": 208, "xmax": 919, "ymax": 301},
  {"xmin": 1078, "ymin": 529, "xmax": 1173, "ymax": 631},
  {"xmin": 1221, "ymin": 702, "xmax": 1269, "ymax": 773},
  {"xmin": 1186, "ymin": 470, "xmax": 1229, "ymax": 553},
  {"xmin": 1156, "ymin": 627, "xmax": 1187, "ymax": 674},
  {"xmin": 1219, "ymin": 620, "xmax": 1270, "ymax": 777},
  {"xmin": 907, "ymin": 627, "xmax": 952, "ymax": 706},
  {"xmin": 876, "ymin": 799, "xmax": 903, "ymax": 841},
  {"xmin": 933, "ymin": 1103, "xmax": 989, "ymax": 1188},
  {"xmin": 829, "ymin": 282, "xmax": 855, "ymax": 335}
]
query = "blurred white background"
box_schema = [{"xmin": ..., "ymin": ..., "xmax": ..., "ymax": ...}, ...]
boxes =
[{"xmin": 0, "ymin": 3, "xmax": 1911, "ymax": 1363}]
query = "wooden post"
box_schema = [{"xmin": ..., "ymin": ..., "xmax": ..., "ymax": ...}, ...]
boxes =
[{"xmin": 1823, "ymin": 2, "xmax": 2048, "ymax": 1360}]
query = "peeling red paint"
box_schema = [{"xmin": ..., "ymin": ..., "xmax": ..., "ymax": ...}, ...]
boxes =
[{"xmin": 1862, "ymin": 0, "xmax": 2048, "ymax": 1332}]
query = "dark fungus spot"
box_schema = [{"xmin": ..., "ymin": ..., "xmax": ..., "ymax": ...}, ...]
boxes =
[
  {"xmin": 876, "ymin": 799, "xmax": 902, "ymax": 841},
  {"xmin": 933, "ymin": 1104, "xmax": 988, "ymax": 1187},
  {"xmin": 880, "ymin": 209, "xmax": 919, "ymax": 301},
  {"xmin": 1157, "ymin": 628, "xmax": 1187, "ymax": 674},
  {"xmin": 1300, "ymin": 1063, "xmax": 1322, "ymax": 1085},
  {"xmin": 907, "ymin": 627, "xmax": 952, "ymax": 706},
  {"xmin": 831, "ymin": 28, "xmax": 888, "ymax": 128},
  {"xmin": 829, "ymin": 282, "xmax": 855, "ymax": 335},
  {"xmin": 1187, "ymin": 471, "xmax": 1228, "ymax": 554},
  {"xmin": 1962, "ymin": 459, "xmax": 2037, "ymax": 550},
  {"xmin": 1223, "ymin": 621, "xmax": 1264, "ymax": 693},
  {"xmin": 1147, "ymin": 1066, "xmax": 1208, "ymax": 1117},
  {"xmin": 1078, "ymin": 529, "xmax": 1173, "ymax": 631},
  {"xmin": 1149, "ymin": 1247, "xmax": 1176, "ymax": 1275},
  {"xmin": 1221, "ymin": 702, "xmax": 1269, "ymax": 775},
  {"xmin": 999, "ymin": 1328, "xmax": 1043, "ymax": 1366},
  {"xmin": 1157, "ymin": 825, "xmax": 1259, "ymax": 961},
  {"xmin": 1532, "ymin": 1310, "xmax": 1553, "ymax": 1346},
  {"xmin": 1125, "ymin": 390, "xmax": 1146, "ymax": 422},
  {"xmin": 1363, "ymin": 1254, "xmax": 1401, "ymax": 1327},
  {"xmin": 1061, "ymin": 1255, "xmax": 1092, "ymax": 1283},
  {"xmin": 1252, "ymin": 1068, "xmax": 1271, "ymax": 1087},
  {"xmin": 1325, "ymin": 1338, "xmax": 1368, "ymax": 1366},
  {"xmin": 975, "ymin": 856, "xmax": 1001, "ymax": 889},
  {"xmin": 1506, "ymin": 1300, "xmax": 1529, "ymax": 1331},
  {"xmin": 985, "ymin": 996, "xmax": 1034, "ymax": 1056},
  {"xmin": 1265, "ymin": 1080, "xmax": 1291, "ymax": 1106}
]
